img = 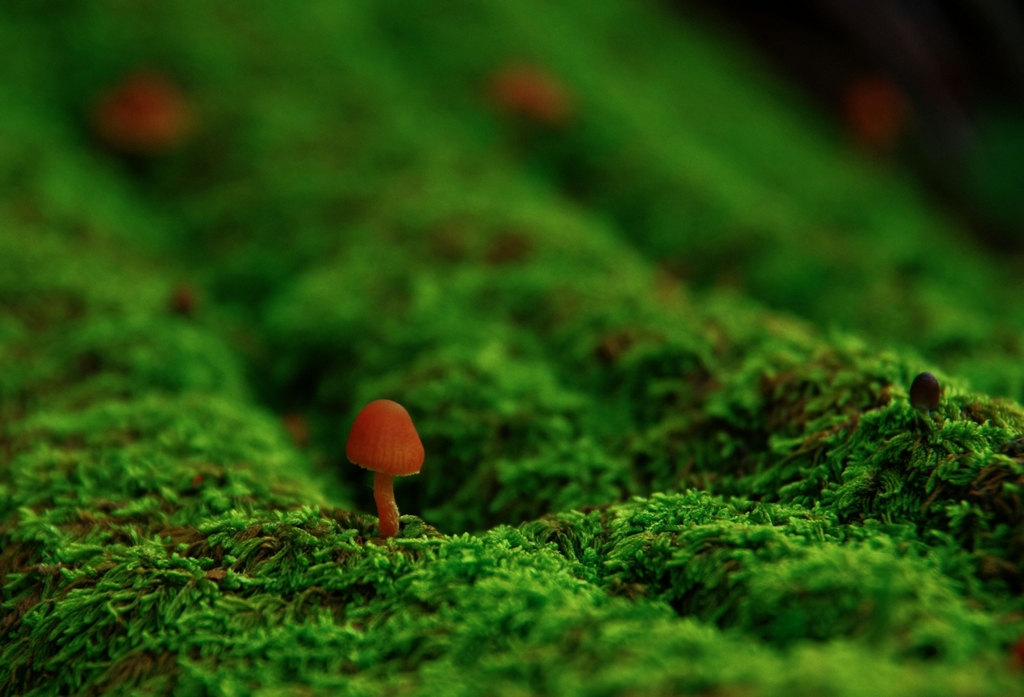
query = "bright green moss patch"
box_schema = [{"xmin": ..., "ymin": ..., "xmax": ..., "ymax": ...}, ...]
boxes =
[
  {"xmin": 4, "ymin": 502, "xmax": 1022, "ymax": 696},
  {"xmin": 525, "ymin": 492, "xmax": 1011, "ymax": 658}
]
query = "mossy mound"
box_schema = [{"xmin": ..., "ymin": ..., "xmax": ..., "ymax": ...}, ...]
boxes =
[{"xmin": 3, "ymin": 1, "xmax": 1024, "ymax": 695}]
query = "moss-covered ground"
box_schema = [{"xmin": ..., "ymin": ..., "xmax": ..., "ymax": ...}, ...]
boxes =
[{"xmin": 3, "ymin": 1, "xmax": 1024, "ymax": 695}]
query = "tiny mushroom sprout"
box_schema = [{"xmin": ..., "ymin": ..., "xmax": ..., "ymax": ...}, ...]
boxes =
[
  {"xmin": 346, "ymin": 399, "xmax": 425, "ymax": 539},
  {"xmin": 910, "ymin": 371, "xmax": 941, "ymax": 414}
]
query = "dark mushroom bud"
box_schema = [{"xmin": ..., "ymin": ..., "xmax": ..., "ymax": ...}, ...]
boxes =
[
  {"xmin": 910, "ymin": 372, "xmax": 941, "ymax": 411},
  {"xmin": 1014, "ymin": 636, "xmax": 1024, "ymax": 668}
]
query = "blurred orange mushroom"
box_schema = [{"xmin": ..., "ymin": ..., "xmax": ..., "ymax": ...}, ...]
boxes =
[
  {"xmin": 1013, "ymin": 636, "xmax": 1024, "ymax": 669},
  {"xmin": 93, "ymin": 71, "xmax": 195, "ymax": 155},
  {"xmin": 168, "ymin": 284, "xmax": 197, "ymax": 316},
  {"xmin": 346, "ymin": 399, "xmax": 425, "ymax": 538},
  {"xmin": 489, "ymin": 63, "xmax": 573, "ymax": 127},
  {"xmin": 843, "ymin": 75, "xmax": 909, "ymax": 152}
]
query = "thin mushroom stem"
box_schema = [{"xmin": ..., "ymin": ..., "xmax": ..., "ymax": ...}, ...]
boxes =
[{"xmin": 373, "ymin": 472, "xmax": 400, "ymax": 538}]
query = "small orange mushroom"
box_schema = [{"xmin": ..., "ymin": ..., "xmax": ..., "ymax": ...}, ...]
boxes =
[{"xmin": 346, "ymin": 399, "xmax": 425, "ymax": 538}]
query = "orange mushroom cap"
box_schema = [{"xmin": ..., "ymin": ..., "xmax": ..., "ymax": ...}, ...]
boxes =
[{"xmin": 346, "ymin": 399, "xmax": 424, "ymax": 476}]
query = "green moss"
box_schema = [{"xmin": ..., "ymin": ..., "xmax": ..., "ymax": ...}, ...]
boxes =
[{"xmin": 4, "ymin": 0, "xmax": 1024, "ymax": 695}]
